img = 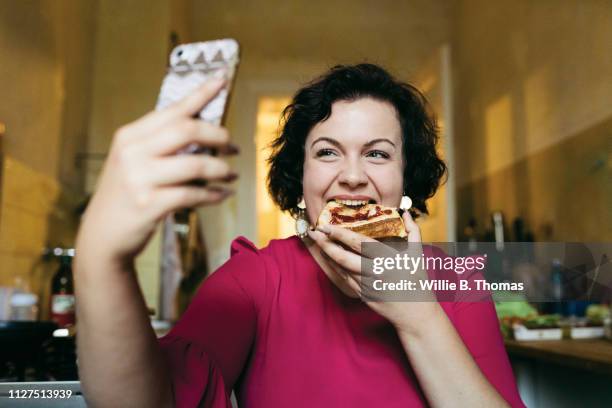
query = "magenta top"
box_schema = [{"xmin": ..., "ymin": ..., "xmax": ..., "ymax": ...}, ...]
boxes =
[{"xmin": 159, "ymin": 236, "xmax": 525, "ymax": 407}]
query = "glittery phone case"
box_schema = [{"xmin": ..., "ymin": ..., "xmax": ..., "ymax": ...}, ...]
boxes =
[{"xmin": 155, "ymin": 39, "xmax": 240, "ymax": 154}]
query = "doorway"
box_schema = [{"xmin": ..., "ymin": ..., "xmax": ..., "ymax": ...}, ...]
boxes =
[{"xmin": 254, "ymin": 96, "xmax": 295, "ymax": 247}]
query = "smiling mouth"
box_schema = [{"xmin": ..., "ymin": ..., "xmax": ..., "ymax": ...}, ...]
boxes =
[{"xmin": 327, "ymin": 198, "xmax": 377, "ymax": 208}]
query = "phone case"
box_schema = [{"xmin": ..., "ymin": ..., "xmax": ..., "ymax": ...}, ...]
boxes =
[{"xmin": 155, "ymin": 39, "xmax": 240, "ymax": 154}]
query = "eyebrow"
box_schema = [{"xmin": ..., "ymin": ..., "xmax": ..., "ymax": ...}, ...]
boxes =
[
  {"xmin": 310, "ymin": 137, "xmax": 341, "ymax": 150},
  {"xmin": 310, "ymin": 137, "xmax": 396, "ymax": 150},
  {"xmin": 364, "ymin": 138, "xmax": 396, "ymax": 148}
]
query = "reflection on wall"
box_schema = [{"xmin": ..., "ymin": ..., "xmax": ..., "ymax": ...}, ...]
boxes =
[
  {"xmin": 457, "ymin": 115, "xmax": 612, "ymax": 242},
  {"xmin": 255, "ymin": 97, "xmax": 294, "ymax": 247},
  {"xmin": 413, "ymin": 47, "xmax": 453, "ymax": 242},
  {"xmin": 452, "ymin": 0, "xmax": 612, "ymax": 243}
]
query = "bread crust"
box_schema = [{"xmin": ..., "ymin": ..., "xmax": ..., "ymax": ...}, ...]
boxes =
[
  {"xmin": 317, "ymin": 202, "xmax": 407, "ymax": 239},
  {"xmin": 345, "ymin": 217, "xmax": 407, "ymax": 239}
]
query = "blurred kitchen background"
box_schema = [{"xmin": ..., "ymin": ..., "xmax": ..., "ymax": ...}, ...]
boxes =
[{"xmin": 0, "ymin": 0, "xmax": 611, "ymax": 406}]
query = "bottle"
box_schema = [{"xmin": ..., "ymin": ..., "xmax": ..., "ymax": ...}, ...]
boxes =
[
  {"xmin": 10, "ymin": 293, "xmax": 38, "ymax": 321},
  {"xmin": 487, "ymin": 211, "xmax": 507, "ymax": 282},
  {"xmin": 463, "ymin": 217, "xmax": 478, "ymax": 254},
  {"xmin": 492, "ymin": 211, "xmax": 505, "ymax": 251},
  {"xmin": 550, "ymin": 258, "xmax": 564, "ymax": 315},
  {"xmin": 50, "ymin": 249, "xmax": 76, "ymax": 327},
  {"xmin": 176, "ymin": 209, "xmax": 209, "ymax": 316}
]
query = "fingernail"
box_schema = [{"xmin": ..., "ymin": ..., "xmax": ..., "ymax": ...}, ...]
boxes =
[
  {"xmin": 227, "ymin": 144, "xmax": 240, "ymax": 155},
  {"xmin": 226, "ymin": 171, "xmax": 239, "ymax": 180},
  {"xmin": 317, "ymin": 225, "xmax": 331, "ymax": 234}
]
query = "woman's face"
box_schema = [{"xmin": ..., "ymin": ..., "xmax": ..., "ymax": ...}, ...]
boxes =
[{"xmin": 302, "ymin": 97, "xmax": 405, "ymax": 224}]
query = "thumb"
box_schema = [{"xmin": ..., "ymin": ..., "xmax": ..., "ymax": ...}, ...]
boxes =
[
  {"xmin": 402, "ymin": 211, "xmax": 422, "ymax": 243},
  {"xmin": 168, "ymin": 76, "xmax": 227, "ymax": 118}
]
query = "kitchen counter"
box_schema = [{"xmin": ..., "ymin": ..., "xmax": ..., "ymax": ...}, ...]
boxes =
[{"xmin": 505, "ymin": 338, "xmax": 612, "ymax": 375}]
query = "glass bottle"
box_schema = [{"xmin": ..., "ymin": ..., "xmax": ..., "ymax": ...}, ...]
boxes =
[{"xmin": 50, "ymin": 249, "xmax": 76, "ymax": 327}]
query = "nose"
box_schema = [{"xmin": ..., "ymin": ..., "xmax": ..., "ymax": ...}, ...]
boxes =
[{"xmin": 338, "ymin": 157, "xmax": 368, "ymax": 189}]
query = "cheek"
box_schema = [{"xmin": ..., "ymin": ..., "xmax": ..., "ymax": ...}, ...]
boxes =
[
  {"xmin": 302, "ymin": 159, "xmax": 336, "ymax": 221},
  {"xmin": 368, "ymin": 164, "xmax": 404, "ymax": 203}
]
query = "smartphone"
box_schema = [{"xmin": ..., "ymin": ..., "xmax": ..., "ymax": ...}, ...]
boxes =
[{"xmin": 155, "ymin": 38, "xmax": 240, "ymax": 154}]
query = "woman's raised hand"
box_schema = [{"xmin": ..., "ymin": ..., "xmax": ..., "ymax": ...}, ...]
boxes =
[
  {"xmin": 76, "ymin": 78, "xmax": 237, "ymax": 267},
  {"xmin": 308, "ymin": 211, "xmax": 439, "ymax": 336}
]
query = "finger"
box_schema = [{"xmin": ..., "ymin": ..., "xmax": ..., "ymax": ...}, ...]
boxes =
[
  {"xmin": 115, "ymin": 79, "xmax": 227, "ymax": 144},
  {"xmin": 316, "ymin": 224, "xmax": 397, "ymax": 261},
  {"xmin": 402, "ymin": 211, "xmax": 422, "ymax": 243},
  {"xmin": 146, "ymin": 155, "xmax": 236, "ymax": 186},
  {"xmin": 320, "ymin": 250, "xmax": 350, "ymax": 280},
  {"xmin": 155, "ymin": 185, "xmax": 234, "ymax": 214},
  {"xmin": 345, "ymin": 274, "xmax": 363, "ymax": 295},
  {"xmin": 320, "ymin": 251, "xmax": 363, "ymax": 294},
  {"xmin": 160, "ymin": 78, "xmax": 227, "ymax": 122},
  {"xmin": 316, "ymin": 224, "xmax": 377, "ymax": 255},
  {"xmin": 143, "ymin": 120, "xmax": 230, "ymax": 156},
  {"xmin": 215, "ymin": 143, "xmax": 240, "ymax": 156},
  {"xmin": 308, "ymin": 230, "xmax": 362, "ymax": 273},
  {"xmin": 328, "ymin": 259, "xmax": 380, "ymax": 303}
]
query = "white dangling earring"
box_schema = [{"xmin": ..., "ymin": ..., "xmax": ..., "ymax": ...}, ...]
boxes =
[
  {"xmin": 295, "ymin": 198, "xmax": 310, "ymax": 238},
  {"xmin": 399, "ymin": 195, "xmax": 412, "ymax": 211}
]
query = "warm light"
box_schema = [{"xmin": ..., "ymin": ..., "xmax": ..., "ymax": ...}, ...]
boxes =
[
  {"xmin": 255, "ymin": 97, "xmax": 293, "ymax": 247},
  {"xmin": 485, "ymin": 94, "xmax": 514, "ymax": 174}
]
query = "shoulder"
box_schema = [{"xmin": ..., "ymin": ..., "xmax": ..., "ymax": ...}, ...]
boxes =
[
  {"xmin": 219, "ymin": 236, "xmax": 270, "ymax": 284},
  {"xmin": 259, "ymin": 235, "xmax": 306, "ymax": 269},
  {"xmin": 228, "ymin": 235, "xmax": 303, "ymax": 267},
  {"xmin": 217, "ymin": 235, "xmax": 304, "ymax": 300}
]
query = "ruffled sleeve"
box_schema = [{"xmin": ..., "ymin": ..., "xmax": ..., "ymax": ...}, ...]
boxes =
[
  {"xmin": 158, "ymin": 236, "xmax": 263, "ymax": 408},
  {"xmin": 159, "ymin": 336, "xmax": 233, "ymax": 407}
]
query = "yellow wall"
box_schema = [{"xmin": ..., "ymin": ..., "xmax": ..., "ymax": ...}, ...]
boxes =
[
  {"xmin": 0, "ymin": 0, "xmax": 192, "ymax": 312},
  {"xmin": 0, "ymin": 0, "xmax": 97, "ymax": 308},
  {"xmin": 9, "ymin": 0, "xmax": 607, "ymax": 314},
  {"xmin": 451, "ymin": 0, "xmax": 612, "ymax": 240},
  {"xmin": 190, "ymin": 0, "xmax": 452, "ymax": 260},
  {"xmin": 254, "ymin": 97, "xmax": 294, "ymax": 247},
  {"xmin": 84, "ymin": 0, "xmax": 192, "ymax": 311}
]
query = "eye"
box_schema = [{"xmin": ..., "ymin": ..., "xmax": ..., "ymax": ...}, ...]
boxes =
[
  {"xmin": 316, "ymin": 148, "xmax": 337, "ymax": 157},
  {"xmin": 366, "ymin": 150, "xmax": 390, "ymax": 159}
]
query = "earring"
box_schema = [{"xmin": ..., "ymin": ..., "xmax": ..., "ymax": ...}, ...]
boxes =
[
  {"xmin": 295, "ymin": 198, "xmax": 310, "ymax": 238},
  {"xmin": 399, "ymin": 195, "xmax": 412, "ymax": 211}
]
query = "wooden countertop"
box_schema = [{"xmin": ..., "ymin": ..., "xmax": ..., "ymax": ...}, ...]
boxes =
[{"xmin": 505, "ymin": 338, "xmax": 612, "ymax": 375}]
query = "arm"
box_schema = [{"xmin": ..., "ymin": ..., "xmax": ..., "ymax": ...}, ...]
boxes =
[
  {"xmin": 75, "ymin": 78, "xmax": 237, "ymax": 407},
  {"xmin": 310, "ymin": 212, "xmax": 522, "ymax": 407},
  {"xmin": 395, "ymin": 304, "xmax": 512, "ymax": 408},
  {"xmin": 75, "ymin": 258, "xmax": 172, "ymax": 407}
]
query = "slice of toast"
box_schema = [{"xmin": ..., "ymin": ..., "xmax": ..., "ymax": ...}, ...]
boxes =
[{"xmin": 317, "ymin": 201, "xmax": 407, "ymax": 239}]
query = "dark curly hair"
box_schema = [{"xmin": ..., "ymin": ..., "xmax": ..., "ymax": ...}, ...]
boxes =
[{"xmin": 267, "ymin": 63, "xmax": 447, "ymax": 218}]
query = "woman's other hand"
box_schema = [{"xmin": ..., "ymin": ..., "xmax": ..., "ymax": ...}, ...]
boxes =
[
  {"xmin": 307, "ymin": 211, "xmax": 441, "ymax": 336},
  {"xmin": 76, "ymin": 78, "xmax": 238, "ymax": 268}
]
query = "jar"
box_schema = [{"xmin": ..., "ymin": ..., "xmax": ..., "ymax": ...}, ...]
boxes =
[{"xmin": 10, "ymin": 293, "xmax": 38, "ymax": 321}]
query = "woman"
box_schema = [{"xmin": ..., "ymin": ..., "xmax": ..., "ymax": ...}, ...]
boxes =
[{"xmin": 75, "ymin": 64, "xmax": 524, "ymax": 407}]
